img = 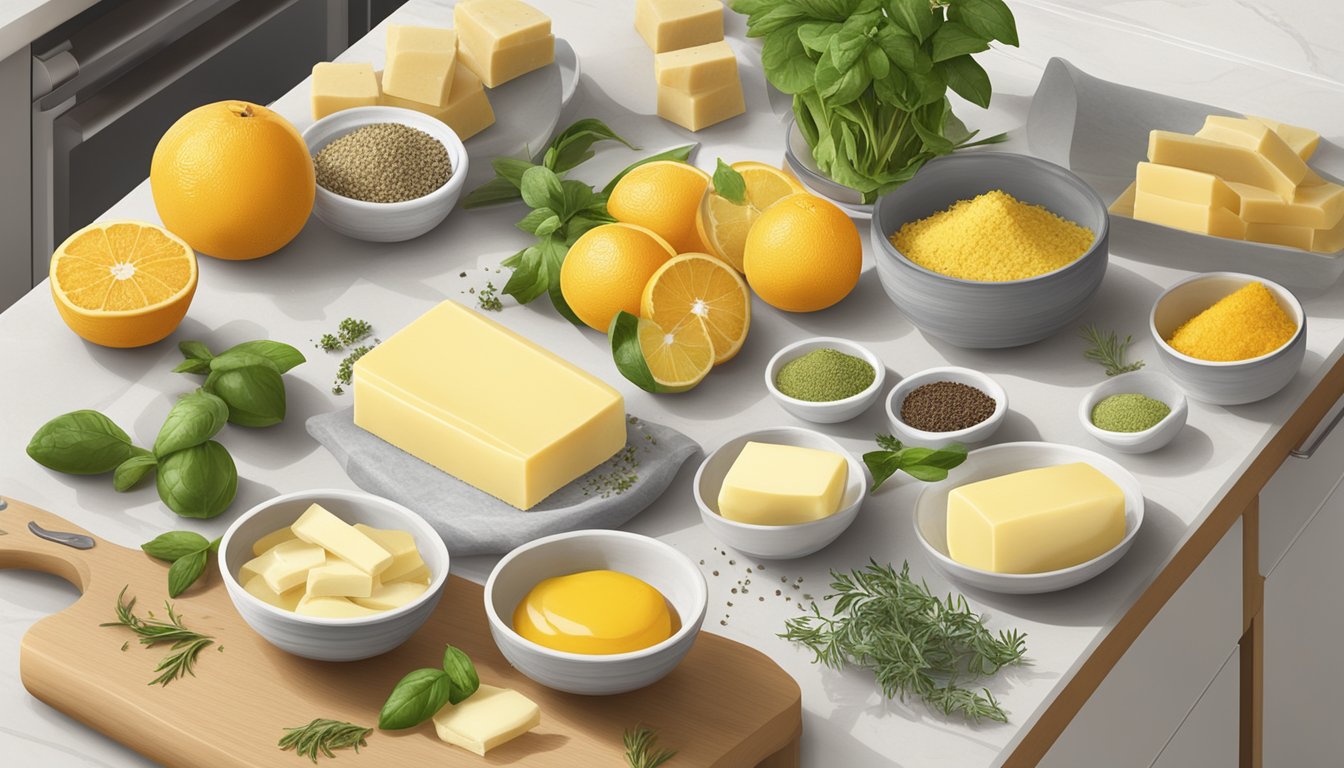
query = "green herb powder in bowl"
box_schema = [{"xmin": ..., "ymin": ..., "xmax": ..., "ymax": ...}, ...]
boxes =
[
  {"xmin": 314, "ymin": 122, "xmax": 451, "ymax": 203},
  {"xmin": 1091, "ymin": 393, "xmax": 1171, "ymax": 433},
  {"xmin": 775, "ymin": 348, "xmax": 876, "ymax": 402}
]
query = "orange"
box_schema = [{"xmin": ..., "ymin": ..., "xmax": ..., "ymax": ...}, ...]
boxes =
[
  {"xmin": 151, "ymin": 101, "xmax": 314, "ymax": 260},
  {"xmin": 641, "ymin": 253, "xmax": 751, "ymax": 365},
  {"xmin": 609, "ymin": 311, "xmax": 715, "ymax": 393},
  {"xmin": 606, "ymin": 161, "xmax": 711, "ymax": 254},
  {"xmin": 50, "ymin": 221, "xmax": 198, "ymax": 348},
  {"xmin": 560, "ymin": 223, "xmax": 677, "ymax": 332},
  {"xmin": 743, "ymin": 193, "xmax": 862, "ymax": 313},
  {"xmin": 696, "ymin": 161, "xmax": 803, "ymax": 272}
]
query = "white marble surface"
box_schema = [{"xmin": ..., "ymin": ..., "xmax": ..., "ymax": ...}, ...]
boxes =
[{"xmin": 2, "ymin": 1, "xmax": 1344, "ymax": 767}]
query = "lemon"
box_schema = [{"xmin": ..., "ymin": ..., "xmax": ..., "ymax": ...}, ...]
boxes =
[
  {"xmin": 696, "ymin": 162, "xmax": 803, "ymax": 272},
  {"xmin": 606, "ymin": 161, "xmax": 711, "ymax": 254},
  {"xmin": 608, "ymin": 311, "xmax": 714, "ymax": 393},
  {"xmin": 641, "ymin": 253, "xmax": 751, "ymax": 365},
  {"xmin": 743, "ymin": 193, "xmax": 862, "ymax": 313}
]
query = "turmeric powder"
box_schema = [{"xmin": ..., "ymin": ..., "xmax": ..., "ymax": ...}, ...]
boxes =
[{"xmin": 1167, "ymin": 282, "xmax": 1297, "ymax": 362}]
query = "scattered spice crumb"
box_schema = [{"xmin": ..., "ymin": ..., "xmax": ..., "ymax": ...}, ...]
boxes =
[
  {"xmin": 582, "ymin": 444, "xmax": 640, "ymax": 498},
  {"xmin": 759, "ymin": 597, "xmax": 764, "ymax": 602},
  {"xmin": 477, "ymin": 282, "xmax": 503, "ymax": 313},
  {"xmin": 712, "ymin": 570, "xmax": 719, "ymax": 576},
  {"xmin": 120, "ymin": 641, "xmax": 129, "ymax": 652},
  {"xmin": 459, "ymin": 271, "xmax": 467, "ymax": 278},
  {"xmin": 315, "ymin": 333, "xmax": 341, "ymax": 352},
  {"xmin": 332, "ymin": 344, "xmax": 376, "ymax": 396}
]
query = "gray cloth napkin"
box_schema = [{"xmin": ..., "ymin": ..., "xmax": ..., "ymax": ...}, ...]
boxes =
[{"xmin": 306, "ymin": 408, "xmax": 700, "ymax": 555}]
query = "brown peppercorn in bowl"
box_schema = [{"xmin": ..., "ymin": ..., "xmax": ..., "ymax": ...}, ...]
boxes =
[{"xmin": 884, "ymin": 366, "xmax": 1008, "ymax": 449}]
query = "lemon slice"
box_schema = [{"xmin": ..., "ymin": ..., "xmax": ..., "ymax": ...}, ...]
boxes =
[
  {"xmin": 609, "ymin": 311, "xmax": 714, "ymax": 393},
  {"xmin": 696, "ymin": 161, "xmax": 803, "ymax": 272},
  {"xmin": 641, "ymin": 253, "xmax": 751, "ymax": 365}
]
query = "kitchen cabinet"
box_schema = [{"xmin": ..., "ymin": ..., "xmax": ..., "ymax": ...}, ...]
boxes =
[
  {"xmin": 1259, "ymin": 393, "xmax": 1344, "ymax": 576},
  {"xmin": 0, "ymin": 48, "xmax": 29, "ymax": 310},
  {"xmin": 1150, "ymin": 647, "xmax": 1240, "ymax": 768}
]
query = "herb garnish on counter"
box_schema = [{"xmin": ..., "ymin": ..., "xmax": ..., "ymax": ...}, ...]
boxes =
[
  {"xmin": 314, "ymin": 317, "xmax": 379, "ymax": 395},
  {"xmin": 378, "ymin": 644, "xmax": 480, "ymax": 730},
  {"xmin": 1080, "ymin": 324, "xmax": 1145, "ymax": 376},
  {"xmin": 103, "ymin": 587, "xmax": 215, "ymax": 686},
  {"xmin": 781, "ymin": 561, "xmax": 1027, "ymax": 722},
  {"xmin": 624, "ymin": 726, "xmax": 676, "ymax": 768},
  {"xmin": 176, "ymin": 339, "xmax": 306, "ymax": 426},
  {"xmin": 279, "ymin": 719, "xmax": 373, "ymax": 763},
  {"xmin": 141, "ymin": 530, "xmax": 221, "ymax": 597},
  {"xmin": 863, "ymin": 434, "xmax": 968, "ymax": 491}
]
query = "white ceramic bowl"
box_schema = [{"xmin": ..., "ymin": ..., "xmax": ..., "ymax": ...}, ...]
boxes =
[
  {"xmin": 1079, "ymin": 370, "xmax": 1188, "ymax": 454},
  {"xmin": 885, "ymin": 366, "xmax": 1007, "ymax": 449},
  {"xmin": 1150, "ymin": 272, "xmax": 1306, "ymax": 405},
  {"xmin": 219, "ymin": 488, "xmax": 450, "ymax": 662},
  {"xmin": 764, "ymin": 337, "xmax": 886, "ymax": 424},
  {"xmin": 913, "ymin": 442, "xmax": 1145, "ymax": 594},
  {"xmin": 484, "ymin": 530, "xmax": 706, "ymax": 695},
  {"xmin": 302, "ymin": 106, "xmax": 468, "ymax": 242},
  {"xmin": 694, "ymin": 427, "xmax": 867, "ymax": 560}
]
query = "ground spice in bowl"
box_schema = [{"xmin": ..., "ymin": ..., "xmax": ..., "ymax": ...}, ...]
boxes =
[
  {"xmin": 314, "ymin": 122, "xmax": 451, "ymax": 203},
  {"xmin": 1166, "ymin": 281, "xmax": 1297, "ymax": 362},
  {"xmin": 900, "ymin": 380, "xmax": 996, "ymax": 432},
  {"xmin": 774, "ymin": 348, "xmax": 876, "ymax": 402},
  {"xmin": 1091, "ymin": 393, "xmax": 1171, "ymax": 433}
]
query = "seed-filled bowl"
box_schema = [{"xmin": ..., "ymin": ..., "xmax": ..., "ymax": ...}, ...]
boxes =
[
  {"xmin": 302, "ymin": 106, "xmax": 468, "ymax": 242},
  {"xmin": 885, "ymin": 366, "xmax": 1007, "ymax": 449}
]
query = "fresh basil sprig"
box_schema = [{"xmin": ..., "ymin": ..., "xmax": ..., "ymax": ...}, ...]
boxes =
[
  {"xmin": 712, "ymin": 159, "xmax": 747, "ymax": 206},
  {"xmin": 863, "ymin": 434, "xmax": 968, "ymax": 491},
  {"xmin": 378, "ymin": 644, "xmax": 480, "ymax": 730},
  {"xmin": 141, "ymin": 530, "xmax": 221, "ymax": 597},
  {"xmin": 26, "ymin": 410, "xmax": 142, "ymax": 475},
  {"xmin": 176, "ymin": 339, "xmax": 304, "ymax": 427}
]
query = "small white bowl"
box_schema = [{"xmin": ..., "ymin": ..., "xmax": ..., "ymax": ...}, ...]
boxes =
[
  {"xmin": 218, "ymin": 488, "xmax": 450, "ymax": 662},
  {"xmin": 694, "ymin": 427, "xmax": 867, "ymax": 560},
  {"xmin": 913, "ymin": 442, "xmax": 1144, "ymax": 595},
  {"xmin": 885, "ymin": 366, "xmax": 1007, "ymax": 448},
  {"xmin": 484, "ymin": 530, "xmax": 706, "ymax": 695},
  {"xmin": 1079, "ymin": 371, "xmax": 1188, "ymax": 454},
  {"xmin": 1150, "ymin": 272, "xmax": 1306, "ymax": 405},
  {"xmin": 302, "ymin": 106, "xmax": 468, "ymax": 242},
  {"xmin": 764, "ymin": 337, "xmax": 886, "ymax": 424}
]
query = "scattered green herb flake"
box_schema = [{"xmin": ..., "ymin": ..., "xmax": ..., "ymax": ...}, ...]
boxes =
[
  {"xmin": 279, "ymin": 718, "xmax": 373, "ymax": 763},
  {"xmin": 337, "ymin": 318, "xmax": 374, "ymax": 347},
  {"xmin": 316, "ymin": 333, "xmax": 341, "ymax": 352},
  {"xmin": 624, "ymin": 726, "xmax": 676, "ymax": 768},
  {"xmin": 332, "ymin": 344, "xmax": 376, "ymax": 396},
  {"xmin": 583, "ymin": 444, "xmax": 641, "ymax": 498},
  {"xmin": 1080, "ymin": 324, "xmax": 1145, "ymax": 376},
  {"xmin": 121, "ymin": 641, "xmax": 129, "ymax": 652}
]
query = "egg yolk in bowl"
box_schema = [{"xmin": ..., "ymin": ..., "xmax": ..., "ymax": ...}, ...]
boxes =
[{"xmin": 513, "ymin": 569, "xmax": 679, "ymax": 655}]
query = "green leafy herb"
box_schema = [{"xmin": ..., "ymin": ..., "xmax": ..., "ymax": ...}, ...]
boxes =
[
  {"xmin": 477, "ymin": 281, "xmax": 503, "ymax": 312},
  {"xmin": 279, "ymin": 719, "xmax": 373, "ymax": 763},
  {"xmin": 333, "ymin": 344, "xmax": 375, "ymax": 396},
  {"xmin": 153, "ymin": 390, "xmax": 230, "ymax": 457},
  {"xmin": 316, "ymin": 333, "xmax": 341, "ymax": 352},
  {"xmin": 26, "ymin": 410, "xmax": 142, "ymax": 474},
  {"xmin": 442, "ymin": 645, "xmax": 481, "ymax": 704},
  {"xmin": 862, "ymin": 434, "xmax": 967, "ymax": 491},
  {"xmin": 712, "ymin": 159, "xmax": 747, "ymax": 205},
  {"xmin": 313, "ymin": 318, "xmax": 379, "ymax": 395},
  {"xmin": 102, "ymin": 587, "xmax": 215, "ymax": 686},
  {"xmin": 113, "ymin": 453, "xmax": 158, "ymax": 492},
  {"xmin": 142, "ymin": 531, "xmax": 220, "ymax": 597},
  {"xmin": 378, "ymin": 645, "xmax": 480, "ymax": 730},
  {"xmin": 177, "ymin": 339, "xmax": 305, "ymax": 425},
  {"xmin": 733, "ymin": 0, "xmax": 1018, "ymax": 202},
  {"xmin": 155, "ymin": 441, "xmax": 238, "ymax": 519},
  {"xmin": 1080, "ymin": 324, "xmax": 1145, "ymax": 377},
  {"xmin": 781, "ymin": 561, "xmax": 1027, "ymax": 723},
  {"xmin": 624, "ymin": 726, "xmax": 676, "ymax": 768},
  {"xmin": 607, "ymin": 311, "xmax": 661, "ymax": 393},
  {"xmin": 337, "ymin": 318, "xmax": 374, "ymax": 347}
]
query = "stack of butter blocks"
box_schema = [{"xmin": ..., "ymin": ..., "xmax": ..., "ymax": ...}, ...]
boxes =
[
  {"xmin": 636, "ymin": 0, "xmax": 744, "ymax": 132},
  {"xmin": 454, "ymin": 0, "xmax": 556, "ymax": 88},
  {"xmin": 379, "ymin": 23, "xmax": 496, "ymax": 140},
  {"xmin": 1112, "ymin": 115, "xmax": 1344, "ymax": 254}
]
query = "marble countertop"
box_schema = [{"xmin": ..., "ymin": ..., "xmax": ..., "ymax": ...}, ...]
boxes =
[{"xmin": 3, "ymin": 0, "xmax": 1344, "ymax": 766}]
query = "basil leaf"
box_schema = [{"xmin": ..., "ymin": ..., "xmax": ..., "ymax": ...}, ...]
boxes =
[
  {"xmin": 492, "ymin": 156, "xmax": 536, "ymax": 188},
  {"xmin": 560, "ymin": 179, "xmax": 596, "ymax": 219},
  {"xmin": 462, "ymin": 175, "xmax": 524, "ymax": 208},
  {"xmin": 602, "ymin": 144, "xmax": 697, "ymax": 195},
  {"xmin": 156, "ymin": 440, "xmax": 238, "ymax": 519},
  {"xmin": 930, "ymin": 21, "xmax": 990, "ymax": 62},
  {"xmin": 520, "ymin": 166, "xmax": 564, "ymax": 212},
  {"xmin": 874, "ymin": 21, "xmax": 928, "ymax": 73},
  {"xmin": 209, "ymin": 536, "xmax": 221, "ymax": 553},
  {"xmin": 609, "ymin": 311, "xmax": 661, "ymax": 393},
  {"xmin": 544, "ymin": 118, "xmax": 637, "ymax": 173},
  {"xmin": 886, "ymin": 0, "xmax": 939, "ymax": 42},
  {"xmin": 168, "ymin": 549, "xmax": 209, "ymax": 598},
  {"xmin": 501, "ymin": 246, "xmax": 527, "ymax": 269},
  {"xmin": 502, "ymin": 244, "xmax": 551, "ymax": 304},
  {"xmin": 919, "ymin": 444, "xmax": 969, "ymax": 469},
  {"xmin": 222, "ymin": 340, "xmax": 305, "ymax": 374},
  {"xmin": 442, "ymin": 645, "xmax": 480, "ymax": 704},
  {"xmin": 798, "ymin": 20, "xmax": 841, "ymax": 53},
  {"xmin": 210, "ymin": 349, "xmax": 279, "ymax": 374},
  {"xmin": 815, "ymin": 49, "xmax": 871, "ymax": 105},
  {"xmin": 205, "ymin": 354, "xmax": 286, "ymax": 428},
  {"xmin": 901, "ymin": 464, "xmax": 950, "ymax": 482},
  {"xmin": 743, "ymin": 4, "xmax": 809, "ymax": 36},
  {"xmin": 862, "ymin": 450, "xmax": 902, "ymax": 492},
  {"xmin": 114, "ymin": 453, "xmax": 158, "ymax": 492},
  {"xmin": 172, "ymin": 358, "xmax": 212, "ymax": 374},
  {"xmin": 27, "ymin": 410, "xmax": 137, "ymax": 475},
  {"xmin": 378, "ymin": 668, "xmax": 452, "ymax": 730},
  {"xmin": 179, "ymin": 340, "xmax": 213, "ymax": 362},
  {"xmin": 763, "ymin": 26, "xmax": 816, "ymax": 94},
  {"xmin": 142, "ymin": 530, "xmax": 212, "ymax": 561},
  {"xmin": 154, "ymin": 390, "xmax": 230, "ymax": 456},
  {"xmin": 713, "ymin": 159, "xmax": 748, "ymax": 205},
  {"xmin": 534, "ymin": 215, "xmax": 562, "ymax": 238},
  {"xmin": 943, "ymin": 54, "xmax": 992, "ymax": 108},
  {"xmin": 539, "ymin": 236, "xmax": 584, "ymax": 326},
  {"xmin": 948, "ymin": 0, "xmax": 1019, "ymax": 46},
  {"xmin": 516, "ymin": 207, "xmax": 558, "ymax": 235}
]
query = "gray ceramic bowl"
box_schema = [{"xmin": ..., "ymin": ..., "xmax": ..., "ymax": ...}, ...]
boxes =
[
  {"xmin": 219, "ymin": 488, "xmax": 449, "ymax": 662},
  {"xmin": 871, "ymin": 153, "xmax": 1109, "ymax": 348},
  {"xmin": 1150, "ymin": 272, "xmax": 1306, "ymax": 405}
]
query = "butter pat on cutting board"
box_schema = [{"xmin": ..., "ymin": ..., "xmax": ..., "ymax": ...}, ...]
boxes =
[
  {"xmin": 717, "ymin": 442, "xmax": 847, "ymax": 525},
  {"xmin": 433, "ymin": 684, "xmax": 540, "ymax": 755},
  {"xmin": 946, "ymin": 462, "xmax": 1126, "ymax": 574},
  {"xmin": 353, "ymin": 300, "xmax": 626, "ymax": 510}
]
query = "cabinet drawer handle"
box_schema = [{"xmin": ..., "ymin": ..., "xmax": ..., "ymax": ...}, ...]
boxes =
[{"xmin": 1291, "ymin": 395, "xmax": 1344, "ymax": 459}]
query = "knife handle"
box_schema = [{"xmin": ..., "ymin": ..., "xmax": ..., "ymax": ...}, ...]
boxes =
[{"xmin": 0, "ymin": 497, "xmax": 109, "ymax": 592}]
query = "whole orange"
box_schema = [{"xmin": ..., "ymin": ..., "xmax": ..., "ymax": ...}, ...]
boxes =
[
  {"xmin": 606, "ymin": 161, "xmax": 711, "ymax": 254},
  {"xmin": 560, "ymin": 223, "xmax": 676, "ymax": 332},
  {"xmin": 743, "ymin": 193, "xmax": 862, "ymax": 312},
  {"xmin": 151, "ymin": 101, "xmax": 314, "ymax": 260}
]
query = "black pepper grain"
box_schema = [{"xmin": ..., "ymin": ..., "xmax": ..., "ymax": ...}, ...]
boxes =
[{"xmin": 900, "ymin": 380, "xmax": 996, "ymax": 432}]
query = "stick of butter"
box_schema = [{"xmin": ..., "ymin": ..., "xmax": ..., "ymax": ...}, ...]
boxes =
[
  {"xmin": 432, "ymin": 684, "xmax": 540, "ymax": 756},
  {"xmin": 240, "ymin": 538, "xmax": 327, "ymax": 594},
  {"xmin": 306, "ymin": 560, "xmax": 375, "ymax": 598},
  {"xmin": 353, "ymin": 524, "xmax": 424, "ymax": 583},
  {"xmin": 295, "ymin": 594, "xmax": 381, "ymax": 619},
  {"xmin": 352, "ymin": 580, "xmax": 428, "ymax": 611},
  {"xmin": 291, "ymin": 503, "xmax": 393, "ymax": 576}
]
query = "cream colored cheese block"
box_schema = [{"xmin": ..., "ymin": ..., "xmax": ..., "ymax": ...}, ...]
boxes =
[
  {"xmin": 352, "ymin": 579, "xmax": 428, "ymax": 611},
  {"xmin": 946, "ymin": 462, "xmax": 1126, "ymax": 574},
  {"xmin": 1133, "ymin": 190, "xmax": 1247, "ymax": 240},
  {"xmin": 1245, "ymin": 215, "xmax": 1344, "ymax": 254},
  {"xmin": 432, "ymin": 685, "xmax": 540, "ymax": 756},
  {"xmin": 1148, "ymin": 130, "xmax": 1297, "ymax": 200},
  {"xmin": 386, "ymin": 563, "xmax": 432, "ymax": 585},
  {"xmin": 291, "ymin": 503, "xmax": 393, "ymax": 576},
  {"xmin": 242, "ymin": 575, "xmax": 303, "ymax": 612},
  {"xmin": 251, "ymin": 526, "xmax": 297, "ymax": 557},
  {"xmin": 1134, "ymin": 162, "xmax": 1239, "ymax": 211},
  {"xmin": 382, "ymin": 25, "xmax": 458, "ymax": 107},
  {"xmin": 654, "ymin": 40, "xmax": 737, "ymax": 91},
  {"xmin": 1247, "ymin": 115, "xmax": 1320, "ymax": 160},
  {"xmin": 635, "ymin": 0, "xmax": 724, "ymax": 53},
  {"xmin": 456, "ymin": 32, "xmax": 554, "ymax": 88},
  {"xmin": 353, "ymin": 524, "xmax": 425, "ymax": 582},
  {"xmin": 717, "ymin": 441, "xmax": 847, "ymax": 525},
  {"xmin": 455, "ymin": 0, "xmax": 551, "ymax": 51},
  {"xmin": 306, "ymin": 560, "xmax": 376, "ymax": 598},
  {"xmin": 295, "ymin": 594, "xmax": 381, "ymax": 619},
  {"xmin": 1196, "ymin": 116, "xmax": 1309, "ymax": 188},
  {"xmin": 353, "ymin": 300, "xmax": 626, "ymax": 510},
  {"xmin": 1227, "ymin": 180, "xmax": 1344, "ymax": 230},
  {"xmin": 310, "ymin": 62, "xmax": 379, "ymax": 120},
  {"xmin": 657, "ymin": 77, "xmax": 744, "ymax": 132},
  {"xmin": 241, "ymin": 539, "xmax": 327, "ymax": 594},
  {"xmin": 376, "ymin": 67, "xmax": 496, "ymax": 140}
]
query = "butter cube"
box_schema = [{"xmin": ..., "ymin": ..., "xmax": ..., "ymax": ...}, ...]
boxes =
[
  {"xmin": 947, "ymin": 463, "xmax": 1126, "ymax": 574},
  {"xmin": 432, "ymin": 685, "xmax": 540, "ymax": 756},
  {"xmin": 241, "ymin": 538, "xmax": 327, "ymax": 594},
  {"xmin": 657, "ymin": 78, "xmax": 744, "ymax": 132},
  {"xmin": 1148, "ymin": 130, "xmax": 1297, "ymax": 200},
  {"xmin": 306, "ymin": 560, "xmax": 376, "ymax": 598},
  {"xmin": 295, "ymin": 594, "xmax": 381, "ymax": 619},
  {"xmin": 1228, "ymin": 181, "xmax": 1344, "ymax": 230},
  {"xmin": 377, "ymin": 66, "xmax": 496, "ymax": 140},
  {"xmin": 1196, "ymin": 116, "xmax": 1309, "ymax": 188},
  {"xmin": 655, "ymin": 40, "xmax": 737, "ymax": 91},
  {"xmin": 1134, "ymin": 162, "xmax": 1239, "ymax": 212},
  {"xmin": 1245, "ymin": 215, "xmax": 1344, "ymax": 254},
  {"xmin": 352, "ymin": 579, "xmax": 428, "ymax": 611},
  {"xmin": 243, "ymin": 575, "xmax": 303, "ymax": 612},
  {"xmin": 457, "ymin": 33, "xmax": 554, "ymax": 89},
  {"xmin": 717, "ymin": 442, "xmax": 847, "ymax": 525},
  {"xmin": 310, "ymin": 62, "xmax": 379, "ymax": 120},
  {"xmin": 291, "ymin": 503, "xmax": 393, "ymax": 576},
  {"xmin": 353, "ymin": 524, "xmax": 425, "ymax": 583},
  {"xmin": 455, "ymin": 0, "xmax": 553, "ymax": 87},
  {"xmin": 383, "ymin": 25, "xmax": 458, "ymax": 107},
  {"xmin": 386, "ymin": 563, "xmax": 432, "ymax": 585},
  {"xmin": 353, "ymin": 301, "xmax": 625, "ymax": 510},
  {"xmin": 1247, "ymin": 115, "xmax": 1320, "ymax": 161},
  {"xmin": 636, "ymin": 0, "xmax": 724, "ymax": 53},
  {"xmin": 251, "ymin": 525, "xmax": 297, "ymax": 557},
  {"xmin": 1133, "ymin": 190, "xmax": 1247, "ymax": 240}
]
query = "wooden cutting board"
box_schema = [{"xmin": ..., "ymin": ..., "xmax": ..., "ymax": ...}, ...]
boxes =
[{"xmin": 0, "ymin": 498, "xmax": 801, "ymax": 767}]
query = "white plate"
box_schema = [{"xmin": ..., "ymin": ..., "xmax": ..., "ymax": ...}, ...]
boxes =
[{"xmin": 913, "ymin": 441, "xmax": 1144, "ymax": 594}]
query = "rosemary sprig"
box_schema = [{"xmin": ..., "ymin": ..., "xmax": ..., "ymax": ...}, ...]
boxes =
[
  {"xmin": 101, "ymin": 586, "xmax": 215, "ymax": 686},
  {"xmin": 1080, "ymin": 324, "xmax": 1145, "ymax": 377},
  {"xmin": 624, "ymin": 726, "xmax": 676, "ymax": 768},
  {"xmin": 279, "ymin": 719, "xmax": 373, "ymax": 763},
  {"xmin": 780, "ymin": 561, "xmax": 1027, "ymax": 723}
]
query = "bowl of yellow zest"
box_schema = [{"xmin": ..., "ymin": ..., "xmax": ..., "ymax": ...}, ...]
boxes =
[{"xmin": 871, "ymin": 153, "xmax": 1109, "ymax": 348}]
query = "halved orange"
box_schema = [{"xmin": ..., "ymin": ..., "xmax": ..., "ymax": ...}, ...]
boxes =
[
  {"xmin": 641, "ymin": 253, "xmax": 751, "ymax": 365},
  {"xmin": 696, "ymin": 161, "xmax": 803, "ymax": 272},
  {"xmin": 609, "ymin": 311, "xmax": 714, "ymax": 393},
  {"xmin": 50, "ymin": 221, "xmax": 198, "ymax": 348}
]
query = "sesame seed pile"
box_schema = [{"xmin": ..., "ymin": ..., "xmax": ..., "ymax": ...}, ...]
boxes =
[{"xmin": 314, "ymin": 122, "xmax": 451, "ymax": 203}]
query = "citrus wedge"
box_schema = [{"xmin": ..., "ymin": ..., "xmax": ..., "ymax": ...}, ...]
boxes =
[
  {"xmin": 50, "ymin": 220, "xmax": 198, "ymax": 348},
  {"xmin": 641, "ymin": 253, "xmax": 751, "ymax": 365},
  {"xmin": 609, "ymin": 311, "xmax": 714, "ymax": 393},
  {"xmin": 696, "ymin": 161, "xmax": 803, "ymax": 272}
]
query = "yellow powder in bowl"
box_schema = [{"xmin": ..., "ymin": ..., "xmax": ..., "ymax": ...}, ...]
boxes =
[
  {"xmin": 1167, "ymin": 282, "xmax": 1297, "ymax": 362},
  {"xmin": 890, "ymin": 189, "xmax": 1095, "ymax": 282}
]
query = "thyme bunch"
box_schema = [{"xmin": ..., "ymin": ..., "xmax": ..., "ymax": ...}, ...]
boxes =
[
  {"xmin": 102, "ymin": 587, "xmax": 215, "ymax": 686},
  {"xmin": 1080, "ymin": 324, "xmax": 1145, "ymax": 376}
]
